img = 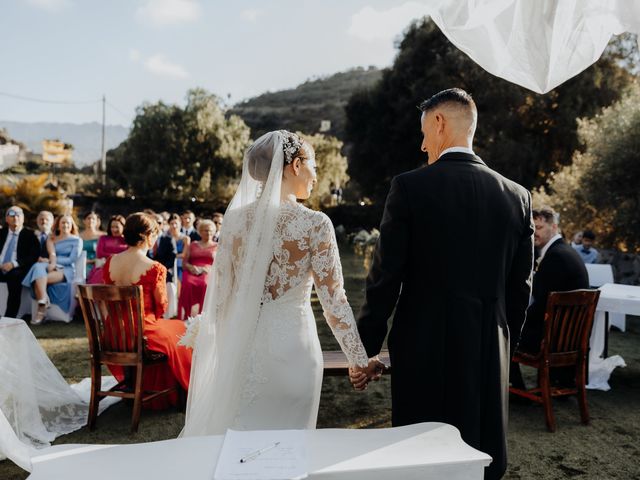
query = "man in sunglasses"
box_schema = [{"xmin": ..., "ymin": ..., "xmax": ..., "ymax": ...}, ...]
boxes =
[{"xmin": 0, "ymin": 206, "xmax": 40, "ymax": 318}]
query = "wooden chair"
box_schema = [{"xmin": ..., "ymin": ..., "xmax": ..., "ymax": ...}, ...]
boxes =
[
  {"xmin": 323, "ymin": 350, "xmax": 391, "ymax": 376},
  {"xmin": 510, "ymin": 289, "xmax": 600, "ymax": 432},
  {"xmin": 78, "ymin": 284, "xmax": 179, "ymax": 432}
]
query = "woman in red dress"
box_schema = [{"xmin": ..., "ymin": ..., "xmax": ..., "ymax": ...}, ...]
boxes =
[
  {"xmin": 103, "ymin": 212, "xmax": 192, "ymax": 409},
  {"xmin": 178, "ymin": 219, "xmax": 217, "ymax": 319}
]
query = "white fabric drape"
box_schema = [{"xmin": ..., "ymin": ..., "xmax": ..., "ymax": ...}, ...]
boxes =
[
  {"xmin": 0, "ymin": 318, "xmax": 119, "ymax": 472},
  {"xmin": 427, "ymin": 0, "xmax": 640, "ymax": 93}
]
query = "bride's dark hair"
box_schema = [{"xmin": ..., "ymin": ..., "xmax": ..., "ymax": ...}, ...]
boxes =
[{"xmin": 247, "ymin": 130, "xmax": 309, "ymax": 182}]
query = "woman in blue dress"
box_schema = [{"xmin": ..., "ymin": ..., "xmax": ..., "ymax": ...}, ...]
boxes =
[
  {"xmin": 22, "ymin": 214, "xmax": 82, "ymax": 324},
  {"xmin": 167, "ymin": 213, "xmax": 190, "ymax": 281}
]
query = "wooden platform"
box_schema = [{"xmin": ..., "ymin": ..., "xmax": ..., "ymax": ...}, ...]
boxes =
[{"xmin": 322, "ymin": 350, "xmax": 391, "ymax": 376}]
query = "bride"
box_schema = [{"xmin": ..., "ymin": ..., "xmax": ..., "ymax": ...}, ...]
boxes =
[{"xmin": 181, "ymin": 130, "xmax": 382, "ymax": 436}]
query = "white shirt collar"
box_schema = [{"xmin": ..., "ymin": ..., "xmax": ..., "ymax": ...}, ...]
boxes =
[
  {"xmin": 439, "ymin": 146, "xmax": 475, "ymax": 158},
  {"xmin": 539, "ymin": 233, "xmax": 562, "ymax": 261}
]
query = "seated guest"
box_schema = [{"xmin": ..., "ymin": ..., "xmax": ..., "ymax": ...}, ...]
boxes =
[
  {"xmin": 103, "ymin": 212, "xmax": 192, "ymax": 409},
  {"xmin": 178, "ymin": 219, "xmax": 217, "ymax": 319},
  {"xmin": 212, "ymin": 212, "xmax": 223, "ymax": 242},
  {"xmin": 574, "ymin": 229, "xmax": 598, "ymax": 264},
  {"xmin": 87, "ymin": 215, "xmax": 127, "ymax": 284},
  {"xmin": 0, "ymin": 206, "xmax": 40, "ymax": 318},
  {"xmin": 80, "ymin": 211, "xmax": 106, "ymax": 277},
  {"xmin": 168, "ymin": 214, "xmax": 190, "ymax": 281},
  {"xmin": 181, "ymin": 210, "xmax": 201, "ymax": 242},
  {"xmin": 512, "ymin": 207, "xmax": 588, "ymax": 386},
  {"xmin": 22, "ymin": 214, "xmax": 82, "ymax": 324},
  {"xmin": 35, "ymin": 210, "xmax": 54, "ymax": 258}
]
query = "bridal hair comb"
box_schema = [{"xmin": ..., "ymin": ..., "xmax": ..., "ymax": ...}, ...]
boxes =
[{"xmin": 280, "ymin": 130, "xmax": 303, "ymax": 164}]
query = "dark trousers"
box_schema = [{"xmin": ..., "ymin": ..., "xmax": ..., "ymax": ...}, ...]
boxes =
[{"xmin": 0, "ymin": 267, "xmax": 27, "ymax": 318}]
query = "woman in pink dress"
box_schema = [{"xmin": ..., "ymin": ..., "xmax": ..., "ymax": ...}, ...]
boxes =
[
  {"xmin": 87, "ymin": 215, "xmax": 127, "ymax": 284},
  {"xmin": 177, "ymin": 219, "xmax": 217, "ymax": 319}
]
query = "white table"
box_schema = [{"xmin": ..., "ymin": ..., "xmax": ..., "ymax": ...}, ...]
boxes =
[
  {"xmin": 26, "ymin": 423, "xmax": 491, "ymax": 480},
  {"xmin": 587, "ymin": 283, "xmax": 640, "ymax": 390}
]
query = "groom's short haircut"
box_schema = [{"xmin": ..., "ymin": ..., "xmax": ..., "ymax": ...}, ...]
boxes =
[{"xmin": 418, "ymin": 88, "xmax": 476, "ymax": 114}]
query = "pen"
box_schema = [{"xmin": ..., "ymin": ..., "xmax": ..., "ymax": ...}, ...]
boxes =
[{"xmin": 239, "ymin": 441, "xmax": 281, "ymax": 463}]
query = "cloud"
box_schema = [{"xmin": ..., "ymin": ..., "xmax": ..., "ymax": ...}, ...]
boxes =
[
  {"xmin": 348, "ymin": 2, "xmax": 428, "ymax": 42},
  {"xmin": 144, "ymin": 54, "xmax": 189, "ymax": 78},
  {"xmin": 136, "ymin": 0, "xmax": 201, "ymax": 27},
  {"xmin": 26, "ymin": 0, "xmax": 71, "ymax": 11},
  {"xmin": 240, "ymin": 8, "xmax": 262, "ymax": 23}
]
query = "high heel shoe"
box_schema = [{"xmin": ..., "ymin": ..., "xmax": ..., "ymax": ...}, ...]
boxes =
[{"xmin": 31, "ymin": 300, "xmax": 48, "ymax": 326}]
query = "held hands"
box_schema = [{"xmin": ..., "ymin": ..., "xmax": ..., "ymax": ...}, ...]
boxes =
[{"xmin": 349, "ymin": 356, "xmax": 385, "ymax": 391}]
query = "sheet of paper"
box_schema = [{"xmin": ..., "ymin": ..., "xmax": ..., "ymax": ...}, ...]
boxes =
[{"xmin": 213, "ymin": 429, "xmax": 308, "ymax": 480}]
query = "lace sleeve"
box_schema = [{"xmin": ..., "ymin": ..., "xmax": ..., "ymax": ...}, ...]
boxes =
[{"xmin": 311, "ymin": 214, "xmax": 369, "ymax": 368}]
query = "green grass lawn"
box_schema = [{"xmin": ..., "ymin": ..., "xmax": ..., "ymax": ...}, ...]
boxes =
[{"xmin": 2, "ymin": 248, "xmax": 639, "ymax": 479}]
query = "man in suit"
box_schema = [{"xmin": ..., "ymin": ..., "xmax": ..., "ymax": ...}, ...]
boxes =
[
  {"xmin": 181, "ymin": 210, "xmax": 201, "ymax": 242},
  {"xmin": 516, "ymin": 207, "xmax": 589, "ymax": 354},
  {"xmin": 212, "ymin": 212, "xmax": 224, "ymax": 243},
  {"xmin": 35, "ymin": 210, "xmax": 54, "ymax": 258},
  {"xmin": 353, "ymin": 89, "xmax": 534, "ymax": 480},
  {"xmin": 0, "ymin": 206, "xmax": 40, "ymax": 318}
]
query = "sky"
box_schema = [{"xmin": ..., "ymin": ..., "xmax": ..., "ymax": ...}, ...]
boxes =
[{"xmin": 0, "ymin": 0, "xmax": 433, "ymax": 127}]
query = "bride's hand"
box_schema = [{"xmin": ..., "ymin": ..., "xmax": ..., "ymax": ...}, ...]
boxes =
[{"xmin": 349, "ymin": 357, "xmax": 385, "ymax": 391}]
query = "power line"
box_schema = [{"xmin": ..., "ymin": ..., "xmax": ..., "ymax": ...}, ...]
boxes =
[
  {"xmin": 106, "ymin": 100, "xmax": 132, "ymax": 123},
  {"xmin": 0, "ymin": 91, "xmax": 101, "ymax": 105}
]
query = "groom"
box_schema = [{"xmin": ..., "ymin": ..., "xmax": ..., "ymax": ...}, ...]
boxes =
[{"xmin": 353, "ymin": 88, "xmax": 534, "ymax": 480}]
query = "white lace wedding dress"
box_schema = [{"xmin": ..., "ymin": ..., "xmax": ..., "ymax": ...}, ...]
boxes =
[
  {"xmin": 230, "ymin": 202, "xmax": 369, "ymax": 429},
  {"xmin": 182, "ymin": 130, "xmax": 370, "ymax": 436}
]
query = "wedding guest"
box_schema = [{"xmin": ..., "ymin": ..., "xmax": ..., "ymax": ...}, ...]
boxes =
[
  {"xmin": 571, "ymin": 231, "xmax": 583, "ymax": 249},
  {"xmin": 79, "ymin": 211, "xmax": 106, "ymax": 277},
  {"xmin": 103, "ymin": 212, "xmax": 192, "ymax": 409},
  {"xmin": 168, "ymin": 214, "xmax": 190, "ymax": 281},
  {"xmin": 574, "ymin": 229, "xmax": 598, "ymax": 264},
  {"xmin": 154, "ymin": 216, "xmax": 178, "ymax": 283},
  {"xmin": 0, "ymin": 206, "xmax": 40, "ymax": 318},
  {"xmin": 160, "ymin": 211, "xmax": 171, "ymax": 234},
  {"xmin": 22, "ymin": 214, "xmax": 82, "ymax": 324},
  {"xmin": 181, "ymin": 210, "xmax": 201, "ymax": 242},
  {"xmin": 35, "ymin": 210, "xmax": 54, "ymax": 258},
  {"xmin": 212, "ymin": 212, "xmax": 223, "ymax": 242},
  {"xmin": 513, "ymin": 207, "xmax": 588, "ymax": 384},
  {"xmin": 86, "ymin": 215, "xmax": 127, "ymax": 284},
  {"xmin": 178, "ymin": 219, "xmax": 217, "ymax": 319}
]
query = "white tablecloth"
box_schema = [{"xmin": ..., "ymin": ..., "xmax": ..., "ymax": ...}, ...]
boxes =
[
  {"xmin": 587, "ymin": 284, "xmax": 638, "ymax": 390},
  {"xmin": 26, "ymin": 423, "xmax": 491, "ymax": 480}
]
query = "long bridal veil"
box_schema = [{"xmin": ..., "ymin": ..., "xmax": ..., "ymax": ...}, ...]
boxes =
[{"xmin": 181, "ymin": 131, "xmax": 287, "ymax": 436}]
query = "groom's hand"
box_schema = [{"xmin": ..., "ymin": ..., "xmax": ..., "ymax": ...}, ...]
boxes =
[{"xmin": 349, "ymin": 357, "xmax": 385, "ymax": 391}]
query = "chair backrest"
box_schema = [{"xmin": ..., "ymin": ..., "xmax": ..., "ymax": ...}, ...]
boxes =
[
  {"xmin": 542, "ymin": 289, "xmax": 601, "ymax": 356},
  {"xmin": 78, "ymin": 284, "xmax": 145, "ymax": 362},
  {"xmin": 585, "ymin": 263, "xmax": 614, "ymax": 288}
]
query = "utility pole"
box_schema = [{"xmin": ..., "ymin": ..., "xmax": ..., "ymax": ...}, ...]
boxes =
[{"xmin": 100, "ymin": 94, "xmax": 106, "ymax": 188}]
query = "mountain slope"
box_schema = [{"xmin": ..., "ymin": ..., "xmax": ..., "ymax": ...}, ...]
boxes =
[{"xmin": 230, "ymin": 67, "xmax": 382, "ymax": 140}]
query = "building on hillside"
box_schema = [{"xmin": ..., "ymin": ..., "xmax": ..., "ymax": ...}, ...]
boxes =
[{"xmin": 0, "ymin": 143, "xmax": 21, "ymax": 171}]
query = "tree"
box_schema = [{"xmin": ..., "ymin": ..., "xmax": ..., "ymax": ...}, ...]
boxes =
[
  {"xmin": 533, "ymin": 82, "xmax": 640, "ymax": 252},
  {"xmin": 108, "ymin": 88, "xmax": 251, "ymax": 203},
  {"xmin": 299, "ymin": 132, "xmax": 350, "ymax": 210},
  {"xmin": 345, "ymin": 19, "xmax": 636, "ymax": 202},
  {"xmin": 0, "ymin": 174, "xmax": 68, "ymax": 219}
]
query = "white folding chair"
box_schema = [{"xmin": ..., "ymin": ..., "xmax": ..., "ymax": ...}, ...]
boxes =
[
  {"xmin": 585, "ymin": 263, "xmax": 626, "ymax": 332},
  {"xmin": 164, "ymin": 258, "xmax": 178, "ymax": 319},
  {"xmin": 0, "ymin": 283, "xmax": 31, "ymax": 319}
]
